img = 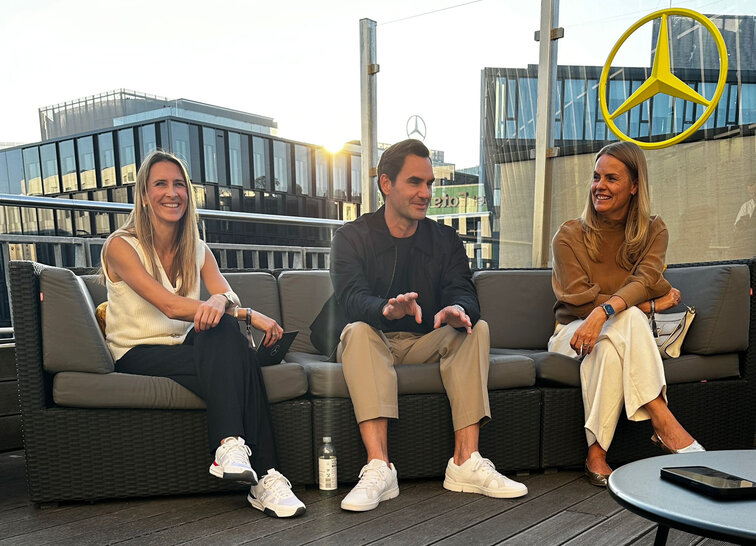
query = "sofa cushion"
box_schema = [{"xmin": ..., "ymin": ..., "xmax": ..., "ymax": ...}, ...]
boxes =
[
  {"xmin": 474, "ymin": 270, "xmax": 555, "ymax": 350},
  {"xmin": 201, "ymin": 272, "xmax": 281, "ymax": 344},
  {"xmin": 664, "ymin": 264, "xmax": 750, "ymax": 355},
  {"xmin": 278, "ymin": 270, "xmax": 333, "ymax": 354},
  {"xmin": 80, "ymin": 274, "xmax": 107, "ymax": 306},
  {"xmin": 303, "ymin": 353, "xmax": 536, "ymax": 398},
  {"xmin": 53, "ymin": 362, "xmax": 309, "ymax": 408},
  {"xmin": 534, "ymin": 351, "xmax": 741, "ymax": 387},
  {"xmin": 41, "ymin": 267, "xmax": 114, "ymax": 374}
]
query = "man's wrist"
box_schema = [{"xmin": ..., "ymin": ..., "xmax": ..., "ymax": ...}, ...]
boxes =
[{"xmin": 452, "ymin": 304, "xmax": 465, "ymax": 315}]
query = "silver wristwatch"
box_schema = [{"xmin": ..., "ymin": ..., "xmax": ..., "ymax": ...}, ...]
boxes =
[{"xmin": 221, "ymin": 291, "xmax": 236, "ymax": 309}]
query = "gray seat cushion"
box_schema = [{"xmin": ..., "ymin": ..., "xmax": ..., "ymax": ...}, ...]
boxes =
[
  {"xmin": 534, "ymin": 351, "xmax": 741, "ymax": 387},
  {"xmin": 40, "ymin": 267, "xmax": 114, "ymax": 374},
  {"xmin": 53, "ymin": 362, "xmax": 308, "ymax": 408},
  {"xmin": 278, "ymin": 270, "xmax": 334, "ymax": 355},
  {"xmin": 474, "ymin": 270, "xmax": 555, "ymax": 350},
  {"xmin": 201, "ymin": 272, "xmax": 281, "ymax": 344},
  {"xmin": 664, "ymin": 264, "xmax": 750, "ymax": 355},
  {"xmin": 304, "ymin": 353, "xmax": 536, "ymax": 398}
]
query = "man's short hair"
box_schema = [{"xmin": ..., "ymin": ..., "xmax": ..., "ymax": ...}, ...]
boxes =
[{"xmin": 377, "ymin": 139, "xmax": 431, "ymax": 197}]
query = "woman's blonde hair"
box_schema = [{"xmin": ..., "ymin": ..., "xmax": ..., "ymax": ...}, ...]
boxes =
[
  {"xmin": 580, "ymin": 141, "xmax": 651, "ymax": 270},
  {"xmin": 106, "ymin": 150, "xmax": 199, "ymax": 296}
]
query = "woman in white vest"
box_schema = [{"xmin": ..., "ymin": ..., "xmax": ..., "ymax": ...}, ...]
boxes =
[{"xmin": 101, "ymin": 150, "xmax": 305, "ymax": 517}]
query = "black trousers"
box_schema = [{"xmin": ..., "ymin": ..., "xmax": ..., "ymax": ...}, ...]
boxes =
[{"xmin": 115, "ymin": 314, "xmax": 278, "ymax": 473}]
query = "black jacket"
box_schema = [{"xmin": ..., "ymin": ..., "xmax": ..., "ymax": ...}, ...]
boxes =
[{"xmin": 330, "ymin": 206, "xmax": 480, "ymax": 333}]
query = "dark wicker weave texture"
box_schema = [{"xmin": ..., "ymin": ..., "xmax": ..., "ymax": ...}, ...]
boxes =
[{"xmin": 10, "ymin": 261, "xmax": 313, "ymax": 503}]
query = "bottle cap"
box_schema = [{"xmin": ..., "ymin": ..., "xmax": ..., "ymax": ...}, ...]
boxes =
[{"xmin": 323, "ymin": 436, "xmax": 331, "ymax": 443}]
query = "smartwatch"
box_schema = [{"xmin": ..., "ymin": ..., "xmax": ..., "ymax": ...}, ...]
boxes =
[
  {"xmin": 600, "ymin": 303, "xmax": 615, "ymax": 319},
  {"xmin": 221, "ymin": 291, "xmax": 236, "ymax": 309}
]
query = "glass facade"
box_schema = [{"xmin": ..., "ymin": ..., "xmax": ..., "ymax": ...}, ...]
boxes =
[
  {"xmin": 294, "ymin": 145, "xmax": 311, "ymax": 195},
  {"xmin": 22, "ymin": 147, "xmax": 42, "ymax": 196},
  {"xmin": 315, "ymin": 149, "xmax": 330, "ymax": 197},
  {"xmin": 252, "ymin": 136, "xmax": 270, "ymax": 190},
  {"xmin": 481, "ymin": 9, "xmax": 756, "ymax": 268},
  {"xmin": 0, "ymin": 115, "xmax": 362, "ymax": 248},
  {"xmin": 140, "ymin": 124, "xmax": 157, "ymax": 161},
  {"xmin": 98, "ymin": 133, "xmax": 116, "ymax": 187},
  {"xmin": 118, "ymin": 128, "xmax": 137, "ymax": 184},
  {"xmin": 40, "ymin": 143, "xmax": 60, "ymax": 195},
  {"xmin": 228, "ymin": 132, "xmax": 243, "ymax": 187},
  {"xmin": 77, "ymin": 136, "xmax": 96, "ymax": 189},
  {"xmin": 273, "ymin": 140, "xmax": 291, "ymax": 193},
  {"xmin": 202, "ymin": 126, "xmax": 218, "ymax": 183},
  {"xmin": 59, "ymin": 140, "xmax": 77, "ymax": 192}
]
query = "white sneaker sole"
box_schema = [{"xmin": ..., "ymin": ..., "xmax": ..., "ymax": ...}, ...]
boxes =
[
  {"xmin": 247, "ymin": 494, "xmax": 306, "ymax": 518},
  {"xmin": 443, "ymin": 476, "xmax": 528, "ymax": 498},
  {"xmin": 340, "ymin": 484, "xmax": 399, "ymax": 512},
  {"xmin": 209, "ymin": 464, "xmax": 257, "ymax": 484}
]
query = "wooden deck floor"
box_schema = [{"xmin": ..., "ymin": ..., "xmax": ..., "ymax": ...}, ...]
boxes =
[{"xmin": 0, "ymin": 451, "xmax": 738, "ymax": 545}]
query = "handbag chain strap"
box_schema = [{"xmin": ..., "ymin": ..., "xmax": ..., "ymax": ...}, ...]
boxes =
[{"xmin": 649, "ymin": 298, "xmax": 658, "ymax": 338}]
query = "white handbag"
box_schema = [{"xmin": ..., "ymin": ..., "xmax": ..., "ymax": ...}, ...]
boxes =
[{"xmin": 649, "ymin": 300, "xmax": 696, "ymax": 359}]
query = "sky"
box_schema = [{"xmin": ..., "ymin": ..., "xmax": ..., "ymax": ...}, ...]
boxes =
[{"xmin": 0, "ymin": 0, "xmax": 752, "ymax": 168}]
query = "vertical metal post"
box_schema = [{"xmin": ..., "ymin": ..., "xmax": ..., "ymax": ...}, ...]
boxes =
[
  {"xmin": 532, "ymin": 0, "xmax": 561, "ymax": 267},
  {"xmin": 360, "ymin": 18, "xmax": 380, "ymax": 214}
]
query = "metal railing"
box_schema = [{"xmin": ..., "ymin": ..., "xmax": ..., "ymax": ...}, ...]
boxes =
[{"xmin": 0, "ymin": 194, "xmax": 345, "ymax": 326}]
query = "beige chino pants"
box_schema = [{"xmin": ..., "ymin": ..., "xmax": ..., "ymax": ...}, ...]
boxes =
[
  {"xmin": 337, "ymin": 320, "xmax": 491, "ymax": 431},
  {"xmin": 548, "ymin": 307, "xmax": 667, "ymax": 450}
]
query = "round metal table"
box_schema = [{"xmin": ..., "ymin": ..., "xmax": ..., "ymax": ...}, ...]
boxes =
[{"xmin": 608, "ymin": 450, "xmax": 756, "ymax": 545}]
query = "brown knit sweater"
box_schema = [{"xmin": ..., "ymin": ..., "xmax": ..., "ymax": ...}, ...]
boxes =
[{"xmin": 551, "ymin": 216, "xmax": 671, "ymax": 325}]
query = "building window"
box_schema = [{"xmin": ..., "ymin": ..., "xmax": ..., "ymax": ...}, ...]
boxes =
[
  {"xmin": 77, "ymin": 136, "xmax": 96, "ymax": 189},
  {"xmin": 0, "ymin": 152, "xmax": 8, "ymax": 193},
  {"xmin": 228, "ymin": 132, "xmax": 243, "ymax": 187},
  {"xmin": 171, "ymin": 121, "xmax": 194, "ymax": 177},
  {"xmin": 22, "ymin": 147, "xmax": 42, "ymax": 196},
  {"xmin": 40, "ymin": 143, "xmax": 60, "ymax": 195},
  {"xmin": 273, "ymin": 140, "xmax": 290, "ymax": 192},
  {"xmin": 333, "ymin": 154, "xmax": 347, "ymax": 200},
  {"xmin": 111, "ymin": 186, "xmax": 130, "ymax": 229},
  {"xmin": 73, "ymin": 192, "xmax": 91, "ymax": 236},
  {"xmin": 5, "ymin": 149, "xmax": 24, "ymax": 194},
  {"xmin": 59, "ymin": 140, "xmax": 78, "ymax": 192},
  {"xmin": 202, "ymin": 127, "xmax": 218, "ymax": 183},
  {"xmin": 350, "ymin": 155, "xmax": 362, "ymax": 199},
  {"xmin": 252, "ymin": 137, "xmax": 270, "ymax": 190},
  {"xmin": 315, "ymin": 149, "xmax": 330, "ymax": 197},
  {"xmin": 118, "ymin": 128, "xmax": 137, "ymax": 184},
  {"xmin": 139, "ymin": 124, "xmax": 157, "ymax": 162},
  {"xmin": 98, "ymin": 133, "xmax": 116, "ymax": 187},
  {"xmin": 294, "ymin": 145, "xmax": 311, "ymax": 195},
  {"xmin": 93, "ymin": 189, "xmax": 110, "ymax": 235}
]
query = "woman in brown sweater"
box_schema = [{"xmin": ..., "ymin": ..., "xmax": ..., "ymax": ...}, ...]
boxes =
[{"xmin": 549, "ymin": 141, "xmax": 703, "ymax": 487}]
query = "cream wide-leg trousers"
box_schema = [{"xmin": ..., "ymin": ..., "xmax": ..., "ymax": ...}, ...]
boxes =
[
  {"xmin": 337, "ymin": 320, "xmax": 491, "ymax": 431},
  {"xmin": 548, "ymin": 307, "xmax": 667, "ymax": 450}
]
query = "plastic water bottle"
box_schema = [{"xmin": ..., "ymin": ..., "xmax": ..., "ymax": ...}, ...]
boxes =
[{"xmin": 318, "ymin": 436, "xmax": 337, "ymax": 491}]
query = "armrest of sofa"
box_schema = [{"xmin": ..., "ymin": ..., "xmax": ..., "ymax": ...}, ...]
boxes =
[{"xmin": 9, "ymin": 260, "xmax": 53, "ymax": 411}]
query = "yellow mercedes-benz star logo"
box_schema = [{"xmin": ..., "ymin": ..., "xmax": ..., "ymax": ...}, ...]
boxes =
[{"xmin": 599, "ymin": 8, "xmax": 728, "ymax": 150}]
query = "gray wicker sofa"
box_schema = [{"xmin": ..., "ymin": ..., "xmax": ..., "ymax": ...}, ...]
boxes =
[{"xmin": 9, "ymin": 258, "xmax": 755, "ymax": 504}]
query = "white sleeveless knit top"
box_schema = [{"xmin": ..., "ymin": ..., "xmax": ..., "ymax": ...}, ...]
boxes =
[{"xmin": 102, "ymin": 235, "xmax": 206, "ymax": 361}]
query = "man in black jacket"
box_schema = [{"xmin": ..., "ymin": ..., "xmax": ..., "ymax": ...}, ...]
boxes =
[{"xmin": 330, "ymin": 139, "xmax": 527, "ymax": 512}]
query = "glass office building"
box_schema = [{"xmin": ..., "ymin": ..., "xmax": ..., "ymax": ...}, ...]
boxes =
[
  {"xmin": 480, "ymin": 14, "xmax": 756, "ymax": 267},
  {"xmin": 0, "ymin": 90, "xmax": 364, "ymax": 250}
]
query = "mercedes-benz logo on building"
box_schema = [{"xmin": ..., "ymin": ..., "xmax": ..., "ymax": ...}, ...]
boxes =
[
  {"xmin": 599, "ymin": 8, "xmax": 727, "ymax": 149},
  {"xmin": 406, "ymin": 115, "xmax": 427, "ymax": 141}
]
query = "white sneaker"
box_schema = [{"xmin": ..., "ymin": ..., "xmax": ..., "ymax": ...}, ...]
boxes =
[
  {"xmin": 248, "ymin": 469, "xmax": 306, "ymax": 518},
  {"xmin": 208, "ymin": 437, "xmax": 257, "ymax": 483},
  {"xmin": 340, "ymin": 459, "xmax": 399, "ymax": 512},
  {"xmin": 443, "ymin": 452, "xmax": 527, "ymax": 498}
]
